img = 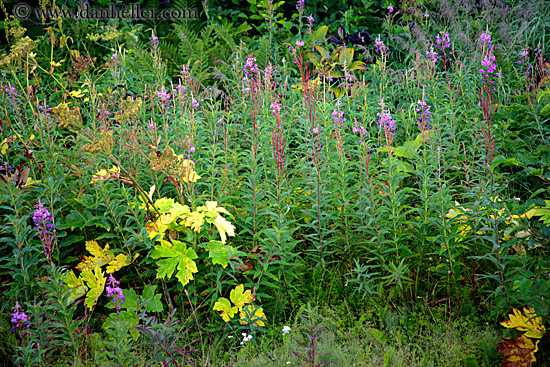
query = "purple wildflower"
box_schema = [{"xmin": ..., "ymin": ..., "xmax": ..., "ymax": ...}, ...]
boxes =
[
  {"xmin": 106, "ymin": 274, "xmax": 125, "ymax": 315},
  {"xmin": 332, "ymin": 108, "xmax": 346, "ymax": 129},
  {"xmin": 296, "ymin": 0, "xmax": 305, "ymax": 11},
  {"xmin": 192, "ymin": 98, "xmax": 199, "ymax": 110},
  {"xmin": 33, "ymin": 199, "xmax": 56, "ymax": 264},
  {"xmin": 387, "ymin": 5, "xmax": 394, "ymax": 13},
  {"xmin": 97, "ymin": 109, "xmax": 111, "ymax": 120},
  {"xmin": 416, "ymin": 100, "xmax": 432, "ymax": 133},
  {"xmin": 377, "ymin": 102, "xmax": 396, "ymax": 147},
  {"xmin": 479, "ymin": 30, "xmax": 492, "ymax": 47},
  {"xmin": 11, "ymin": 302, "xmax": 30, "ymax": 330},
  {"xmin": 353, "ymin": 119, "xmax": 368, "ymax": 144},
  {"xmin": 149, "ymin": 34, "xmax": 159, "ymax": 49},
  {"xmin": 375, "ymin": 35, "xmax": 388, "ymax": 54},
  {"xmin": 157, "ymin": 88, "xmax": 171, "ymax": 110},
  {"xmin": 435, "ymin": 31, "xmax": 450, "ymax": 50},
  {"xmin": 6, "ymin": 84, "xmax": 17, "ymax": 101},
  {"xmin": 244, "ymin": 54, "xmax": 259, "ymax": 77},
  {"xmin": 295, "ymin": 39, "xmax": 305, "ymax": 47},
  {"xmin": 270, "ymin": 101, "xmax": 281, "ymax": 116},
  {"xmin": 307, "ymin": 14, "xmax": 314, "ymax": 23},
  {"xmin": 426, "ymin": 46, "xmax": 438, "ymax": 64}
]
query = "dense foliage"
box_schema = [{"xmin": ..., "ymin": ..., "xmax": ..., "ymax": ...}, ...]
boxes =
[{"xmin": 1, "ymin": 0, "xmax": 550, "ymax": 365}]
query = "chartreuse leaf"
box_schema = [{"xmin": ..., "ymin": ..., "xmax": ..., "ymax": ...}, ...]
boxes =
[
  {"xmin": 204, "ymin": 240, "xmax": 236, "ymax": 268},
  {"xmin": 63, "ymin": 270, "xmax": 88, "ymax": 303},
  {"xmin": 150, "ymin": 240, "xmax": 198, "ymax": 286},
  {"xmin": 80, "ymin": 266, "xmax": 106, "ymax": 310},
  {"xmin": 213, "ymin": 297, "xmax": 238, "ymax": 322},
  {"xmin": 500, "ymin": 306, "xmax": 546, "ymax": 339},
  {"xmin": 230, "ymin": 284, "xmax": 254, "ymax": 310}
]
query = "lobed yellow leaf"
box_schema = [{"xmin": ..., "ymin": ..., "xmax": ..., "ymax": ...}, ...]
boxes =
[{"xmin": 500, "ymin": 306, "xmax": 546, "ymax": 339}]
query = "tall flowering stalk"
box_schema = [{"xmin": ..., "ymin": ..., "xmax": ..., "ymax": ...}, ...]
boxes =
[
  {"xmin": 106, "ymin": 274, "xmax": 125, "ymax": 319},
  {"xmin": 33, "ymin": 199, "xmax": 56, "ymax": 266},
  {"xmin": 377, "ymin": 102, "xmax": 396, "ymax": 157},
  {"xmin": 478, "ymin": 46, "xmax": 499, "ymax": 170},
  {"xmin": 354, "ymin": 119, "xmax": 385, "ymax": 275}
]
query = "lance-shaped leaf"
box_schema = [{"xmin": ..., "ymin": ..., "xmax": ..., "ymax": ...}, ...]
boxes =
[
  {"xmin": 230, "ymin": 284, "xmax": 254, "ymax": 311},
  {"xmin": 239, "ymin": 305, "xmax": 266, "ymax": 327},
  {"xmin": 150, "ymin": 240, "xmax": 198, "ymax": 287},
  {"xmin": 81, "ymin": 266, "xmax": 106, "ymax": 310},
  {"xmin": 501, "ymin": 306, "xmax": 546, "ymax": 339},
  {"xmin": 213, "ymin": 297, "xmax": 238, "ymax": 322}
]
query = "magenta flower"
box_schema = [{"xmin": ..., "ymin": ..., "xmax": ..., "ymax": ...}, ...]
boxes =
[
  {"xmin": 11, "ymin": 301, "xmax": 30, "ymax": 330},
  {"xmin": 244, "ymin": 54, "xmax": 259, "ymax": 77},
  {"xmin": 295, "ymin": 39, "xmax": 305, "ymax": 47},
  {"xmin": 375, "ymin": 35, "xmax": 388, "ymax": 54},
  {"xmin": 307, "ymin": 14, "xmax": 314, "ymax": 23},
  {"xmin": 106, "ymin": 274, "xmax": 125, "ymax": 315},
  {"xmin": 479, "ymin": 30, "xmax": 492, "ymax": 47}
]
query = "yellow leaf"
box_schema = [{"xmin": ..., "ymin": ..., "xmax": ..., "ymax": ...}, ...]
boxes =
[
  {"xmin": 81, "ymin": 266, "xmax": 106, "ymax": 310},
  {"xmin": 230, "ymin": 284, "xmax": 254, "ymax": 311},
  {"xmin": 213, "ymin": 297, "xmax": 238, "ymax": 322},
  {"xmin": 106, "ymin": 253, "xmax": 131, "ymax": 273},
  {"xmin": 212, "ymin": 216, "xmax": 236, "ymax": 244},
  {"xmin": 500, "ymin": 306, "xmax": 546, "ymax": 339},
  {"xmin": 63, "ymin": 270, "xmax": 88, "ymax": 304},
  {"xmin": 239, "ymin": 305, "xmax": 266, "ymax": 327},
  {"xmin": 186, "ymin": 211, "xmax": 205, "ymax": 232},
  {"xmin": 76, "ymin": 240, "xmax": 114, "ymax": 272}
]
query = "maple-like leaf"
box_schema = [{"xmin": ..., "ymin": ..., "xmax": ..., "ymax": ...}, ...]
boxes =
[
  {"xmin": 230, "ymin": 284, "xmax": 254, "ymax": 311},
  {"xmin": 185, "ymin": 211, "xmax": 205, "ymax": 232},
  {"xmin": 76, "ymin": 240, "xmax": 114, "ymax": 272},
  {"xmin": 213, "ymin": 297, "xmax": 238, "ymax": 322},
  {"xmin": 63, "ymin": 270, "xmax": 88, "ymax": 303},
  {"xmin": 150, "ymin": 240, "xmax": 198, "ymax": 287},
  {"xmin": 497, "ymin": 335, "xmax": 539, "ymax": 367},
  {"xmin": 501, "ymin": 306, "xmax": 546, "ymax": 339},
  {"xmin": 80, "ymin": 266, "xmax": 106, "ymax": 310},
  {"xmin": 106, "ymin": 253, "xmax": 138, "ymax": 273},
  {"xmin": 210, "ymin": 216, "xmax": 236, "ymax": 244},
  {"xmin": 239, "ymin": 305, "xmax": 266, "ymax": 327},
  {"xmin": 205, "ymin": 240, "xmax": 235, "ymax": 268}
]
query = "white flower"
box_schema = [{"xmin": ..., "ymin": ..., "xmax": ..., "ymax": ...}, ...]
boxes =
[
  {"xmin": 286, "ymin": 362, "xmax": 291, "ymax": 365},
  {"xmin": 282, "ymin": 325, "xmax": 291, "ymax": 335},
  {"xmin": 228, "ymin": 335, "xmax": 233, "ymax": 338}
]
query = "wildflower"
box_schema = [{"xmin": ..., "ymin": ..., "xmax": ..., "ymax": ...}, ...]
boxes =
[
  {"xmin": 33, "ymin": 199, "xmax": 55, "ymax": 236},
  {"xmin": 426, "ymin": 46, "xmax": 438, "ymax": 64},
  {"xmin": 377, "ymin": 102, "xmax": 396, "ymax": 148},
  {"xmin": 307, "ymin": 14, "xmax": 314, "ymax": 23},
  {"xmin": 156, "ymin": 88, "xmax": 171, "ymax": 110},
  {"xmin": 6, "ymin": 84, "xmax": 17, "ymax": 101},
  {"xmin": 240, "ymin": 332, "xmax": 253, "ymax": 345},
  {"xmin": 295, "ymin": 39, "xmax": 305, "ymax": 47},
  {"xmin": 282, "ymin": 325, "xmax": 291, "ymax": 335},
  {"xmin": 11, "ymin": 302, "xmax": 30, "ymax": 331},
  {"xmin": 97, "ymin": 109, "xmax": 111, "ymax": 120},
  {"xmin": 435, "ymin": 31, "xmax": 450, "ymax": 50},
  {"xmin": 106, "ymin": 274, "xmax": 125, "ymax": 315},
  {"xmin": 244, "ymin": 54, "xmax": 258, "ymax": 77},
  {"xmin": 228, "ymin": 335, "xmax": 233, "ymax": 339},
  {"xmin": 479, "ymin": 30, "xmax": 492, "ymax": 47},
  {"xmin": 332, "ymin": 108, "xmax": 346, "ymax": 128},
  {"xmin": 374, "ymin": 35, "xmax": 387, "ymax": 54},
  {"xmin": 270, "ymin": 101, "xmax": 281, "ymax": 115},
  {"xmin": 416, "ymin": 100, "xmax": 432, "ymax": 132},
  {"xmin": 149, "ymin": 33, "xmax": 159, "ymax": 49},
  {"xmin": 353, "ymin": 119, "xmax": 368, "ymax": 144},
  {"xmin": 180, "ymin": 64, "xmax": 190, "ymax": 79},
  {"xmin": 296, "ymin": 0, "xmax": 305, "ymax": 11},
  {"xmin": 387, "ymin": 5, "xmax": 394, "ymax": 13},
  {"xmin": 192, "ymin": 98, "xmax": 199, "ymax": 110}
]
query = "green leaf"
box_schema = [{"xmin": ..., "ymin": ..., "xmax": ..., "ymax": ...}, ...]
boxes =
[
  {"xmin": 205, "ymin": 240, "xmax": 236, "ymax": 268},
  {"xmin": 63, "ymin": 270, "xmax": 87, "ymax": 304},
  {"xmin": 150, "ymin": 240, "xmax": 198, "ymax": 287},
  {"xmin": 81, "ymin": 267, "xmax": 106, "ymax": 310},
  {"xmin": 142, "ymin": 285, "xmax": 163, "ymax": 312}
]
